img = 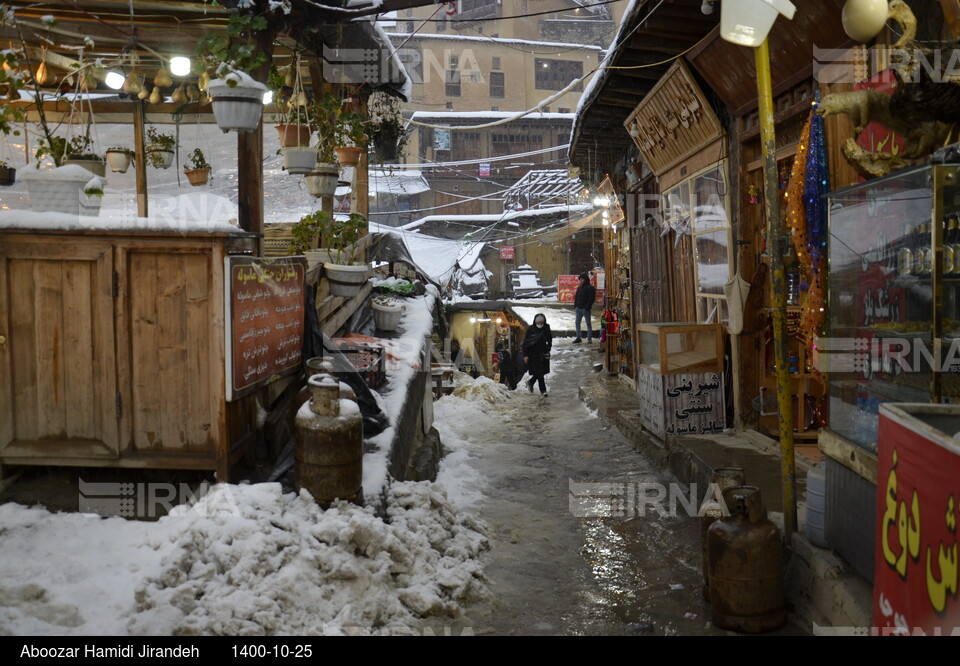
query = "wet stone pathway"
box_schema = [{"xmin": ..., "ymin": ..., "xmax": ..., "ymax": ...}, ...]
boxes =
[{"xmin": 437, "ymin": 338, "xmax": 731, "ymax": 636}]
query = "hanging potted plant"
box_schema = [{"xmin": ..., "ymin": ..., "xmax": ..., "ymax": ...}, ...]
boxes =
[
  {"xmin": 371, "ymin": 295, "xmax": 404, "ymax": 332},
  {"xmin": 0, "ymin": 160, "xmax": 15, "ymax": 186},
  {"xmin": 368, "ymin": 92, "xmax": 407, "ymax": 164},
  {"xmin": 334, "ymin": 101, "xmax": 368, "ymax": 168},
  {"xmin": 62, "ymin": 135, "xmax": 106, "ymax": 177},
  {"xmin": 304, "ymin": 93, "xmax": 342, "ymax": 196},
  {"xmin": 183, "ymin": 147, "xmax": 211, "ymax": 186},
  {"xmin": 196, "ymin": 10, "xmax": 271, "ymax": 134},
  {"xmin": 145, "ymin": 126, "xmax": 176, "ymax": 169},
  {"xmin": 104, "ymin": 147, "xmax": 133, "ymax": 173},
  {"xmin": 269, "ymin": 62, "xmax": 312, "ymax": 147}
]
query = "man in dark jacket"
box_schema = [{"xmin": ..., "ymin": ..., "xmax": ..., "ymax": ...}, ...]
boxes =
[{"xmin": 573, "ymin": 272, "xmax": 596, "ymax": 343}]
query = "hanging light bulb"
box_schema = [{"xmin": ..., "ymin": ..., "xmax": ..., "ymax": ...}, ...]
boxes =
[
  {"xmin": 169, "ymin": 57, "xmax": 191, "ymax": 77},
  {"xmin": 104, "ymin": 71, "xmax": 124, "ymax": 89}
]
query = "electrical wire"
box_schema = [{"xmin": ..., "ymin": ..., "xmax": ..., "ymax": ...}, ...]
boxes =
[{"xmin": 369, "ymin": 0, "xmax": 626, "ymax": 22}]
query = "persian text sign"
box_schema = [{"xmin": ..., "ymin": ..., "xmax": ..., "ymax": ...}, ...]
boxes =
[
  {"xmin": 558, "ymin": 274, "xmax": 579, "ymax": 303},
  {"xmin": 499, "ymin": 245, "xmax": 515, "ymax": 260},
  {"xmin": 226, "ymin": 256, "xmax": 306, "ymax": 400},
  {"xmin": 874, "ymin": 405, "xmax": 960, "ymax": 635}
]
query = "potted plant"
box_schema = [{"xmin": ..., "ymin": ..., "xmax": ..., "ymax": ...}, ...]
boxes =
[
  {"xmin": 304, "ymin": 93, "xmax": 343, "ymax": 195},
  {"xmin": 80, "ymin": 175, "xmax": 104, "ymax": 217},
  {"xmin": 183, "ymin": 147, "xmax": 211, "ymax": 186},
  {"xmin": 371, "ymin": 295, "xmax": 404, "ymax": 332},
  {"xmin": 104, "ymin": 147, "xmax": 133, "ymax": 173},
  {"xmin": 0, "ymin": 160, "xmax": 15, "ymax": 186},
  {"xmin": 289, "ymin": 210, "xmax": 369, "ymax": 295},
  {"xmin": 62, "ymin": 135, "xmax": 106, "ymax": 177},
  {"xmin": 145, "ymin": 126, "xmax": 176, "ymax": 169},
  {"xmin": 196, "ymin": 11, "xmax": 270, "ymax": 133},
  {"xmin": 368, "ymin": 92, "xmax": 407, "ymax": 164},
  {"xmin": 269, "ymin": 64, "xmax": 312, "ymax": 147},
  {"xmin": 334, "ymin": 103, "xmax": 368, "ymax": 168}
]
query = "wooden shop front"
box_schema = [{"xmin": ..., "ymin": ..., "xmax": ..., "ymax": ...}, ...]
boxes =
[{"xmin": 0, "ymin": 228, "xmax": 261, "ymax": 481}]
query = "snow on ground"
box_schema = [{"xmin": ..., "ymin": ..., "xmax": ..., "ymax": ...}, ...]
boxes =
[
  {"xmin": 512, "ymin": 305, "xmax": 599, "ymax": 334},
  {"xmin": 0, "ymin": 482, "xmax": 488, "ymax": 635},
  {"xmin": 0, "ymin": 285, "xmax": 507, "ymax": 637}
]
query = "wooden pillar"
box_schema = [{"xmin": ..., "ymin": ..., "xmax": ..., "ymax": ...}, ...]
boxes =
[
  {"xmin": 133, "ymin": 101, "xmax": 148, "ymax": 218},
  {"xmin": 237, "ymin": 31, "xmax": 275, "ymax": 250}
]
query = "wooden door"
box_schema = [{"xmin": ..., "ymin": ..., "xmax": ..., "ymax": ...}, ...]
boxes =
[
  {"xmin": 115, "ymin": 245, "xmax": 225, "ymax": 463},
  {"xmin": 632, "ymin": 220, "xmax": 672, "ymax": 324},
  {"xmin": 0, "ymin": 241, "xmax": 119, "ymax": 460}
]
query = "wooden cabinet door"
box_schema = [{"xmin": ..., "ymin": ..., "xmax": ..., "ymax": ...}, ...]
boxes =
[
  {"xmin": 0, "ymin": 241, "xmax": 119, "ymax": 460},
  {"xmin": 115, "ymin": 246, "xmax": 225, "ymax": 462}
]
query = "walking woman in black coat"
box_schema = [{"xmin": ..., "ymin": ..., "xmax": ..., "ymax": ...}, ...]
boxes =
[{"xmin": 522, "ymin": 312, "xmax": 553, "ymax": 395}]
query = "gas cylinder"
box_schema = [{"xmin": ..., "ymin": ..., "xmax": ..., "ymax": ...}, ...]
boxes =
[
  {"xmin": 295, "ymin": 372, "xmax": 363, "ymax": 506},
  {"xmin": 700, "ymin": 466, "xmax": 746, "ymax": 601},
  {"xmin": 707, "ymin": 486, "xmax": 786, "ymax": 633}
]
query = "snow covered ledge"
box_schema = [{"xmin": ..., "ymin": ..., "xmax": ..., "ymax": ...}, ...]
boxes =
[{"xmin": 356, "ymin": 283, "xmax": 442, "ymax": 506}]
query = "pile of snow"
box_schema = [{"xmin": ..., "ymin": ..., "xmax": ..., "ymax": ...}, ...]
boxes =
[{"xmin": 0, "ymin": 481, "xmax": 489, "ymax": 635}]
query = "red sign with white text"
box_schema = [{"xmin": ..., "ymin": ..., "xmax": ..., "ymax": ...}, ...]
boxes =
[
  {"xmin": 500, "ymin": 246, "xmax": 515, "ymax": 260},
  {"xmin": 558, "ymin": 274, "xmax": 579, "ymax": 303},
  {"xmin": 874, "ymin": 406, "xmax": 960, "ymax": 635}
]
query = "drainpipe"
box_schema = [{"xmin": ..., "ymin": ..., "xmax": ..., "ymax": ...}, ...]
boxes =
[{"xmin": 756, "ymin": 39, "xmax": 797, "ymax": 540}]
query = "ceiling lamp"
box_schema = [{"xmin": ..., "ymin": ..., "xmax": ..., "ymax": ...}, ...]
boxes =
[
  {"xmin": 104, "ymin": 71, "xmax": 124, "ymax": 90},
  {"xmin": 720, "ymin": 0, "xmax": 796, "ymax": 47},
  {"xmin": 169, "ymin": 57, "xmax": 191, "ymax": 77}
]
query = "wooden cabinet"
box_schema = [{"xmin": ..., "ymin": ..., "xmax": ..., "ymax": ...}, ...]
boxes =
[{"xmin": 0, "ymin": 229, "xmax": 258, "ymax": 479}]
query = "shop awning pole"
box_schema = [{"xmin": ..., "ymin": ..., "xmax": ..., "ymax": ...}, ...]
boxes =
[{"xmin": 756, "ymin": 38, "xmax": 797, "ymax": 539}]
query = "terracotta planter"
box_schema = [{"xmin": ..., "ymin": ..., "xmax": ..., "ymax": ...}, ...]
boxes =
[
  {"xmin": 276, "ymin": 124, "xmax": 312, "ymax": 147},
  {"xmin": 185, "ymin": 167, "xmax": 211, "ymax": 186},
  {"xmin": 105, "ymin": 150, "xmax": 132, "ymax": 173},
  {"xmin": 206, "ymin": 77, "xmax": 267, "ymax": 133},
  {"xmin": 0, "ymin": 165, "xmax": 15, "ymax": 186},
  {"xmin": 147, "ymin": 148, "xmax": 174, "ymax": 169},
  {"xmin": 324, "ymin": 263, "xmax": 370, "ymax": 298},
  {"xmin": 335, "ymin": 146, "xmax": 364, "ymax": 167},
  {"xmin": 62, "ymin": 157, "xmax": 106, "ymax": 177},
  {"xmin": 305, "ymin": 163, "xmax": 339, "ymax": 197}
]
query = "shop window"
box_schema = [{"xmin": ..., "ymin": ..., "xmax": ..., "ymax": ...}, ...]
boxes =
[{"xmin": 662, "ymin": 162, "xmax": 733, "ymax": 324}]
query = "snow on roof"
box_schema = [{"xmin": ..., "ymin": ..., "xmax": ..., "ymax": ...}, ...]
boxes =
[
  {"xmin": 370, "ymin": 221, "xmax": 485, "ymax": 286},
  {"xmin": 410, "ymin": 111, "xmax": 575, "ymax": 122},
  {"xmin": 0, "ymin": 190, "xmax": 240, "ymax": 233},
  {"xmin": 384, "ymin": 31, "xmax": 604, "ymax": 52},
  {"xmin": 371, "ymin": 21, "xmax": 412, "ymax": 102},
  {"xmin": 406, "ymin": 204, "xmax": 592, "ymax": 229},
  {"xmin": 504, "ymin": 169, "xmax": 583, "ymax": 207},
  {"xmin": 369, "ymin": 169, "xmax": 429, "ymax": 196}
]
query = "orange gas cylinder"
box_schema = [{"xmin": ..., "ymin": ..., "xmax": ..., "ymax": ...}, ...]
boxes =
[
  {"xmin": 707, "ymin": 486, "xmax": 786, "ymax": 633},
  {"xmin": 700, "ymin": 467, "xmax": 746, "ymax": 601}
]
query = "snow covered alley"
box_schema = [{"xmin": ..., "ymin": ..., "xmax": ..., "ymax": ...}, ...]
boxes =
[{"xmin": 0, "ymin": 337, "xmax": 729, "ymax": 636}]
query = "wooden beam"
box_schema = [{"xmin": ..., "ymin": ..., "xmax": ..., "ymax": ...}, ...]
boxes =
[
  {"xmin": 133, "ymin": 100, "xmax": 148, "ymax": 217},
  {"xmin": 237, "ymin": 29, "xmax": 274, "ymax": 241}
]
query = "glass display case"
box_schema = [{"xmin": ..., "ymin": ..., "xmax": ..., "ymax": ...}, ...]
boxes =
[
  {"xmin": 824, "ymin": 164, "xmax": 960, "ymax": 452},
  {"xmin": 637, "ymin": 322, "xmax": 723, "ymax": 375}
]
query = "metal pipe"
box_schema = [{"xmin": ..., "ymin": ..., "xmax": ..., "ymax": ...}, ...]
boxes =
[{"xmin": 755, "ymin": 38, "xmax": 797, "ymax": 540}]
